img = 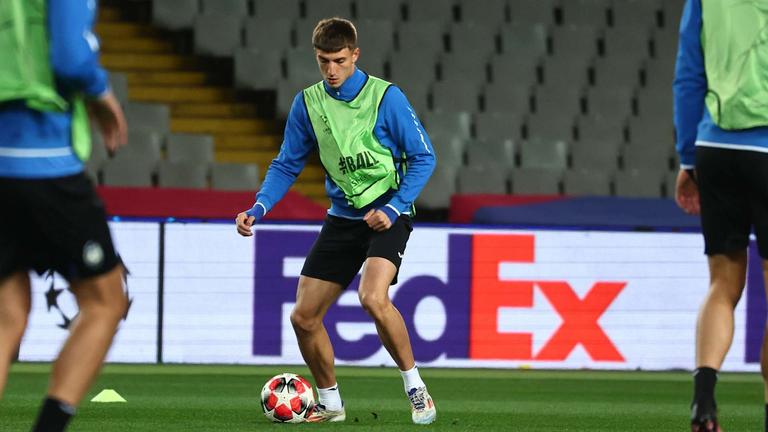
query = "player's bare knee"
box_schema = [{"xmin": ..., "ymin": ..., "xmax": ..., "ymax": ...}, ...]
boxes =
[
  {"xmin": 359, "ymin": 293, "xmax": 389, "ymax": 320},
  {"xmin": 290, "ymin": 309, "xmax": 321, "ymax": 334}
]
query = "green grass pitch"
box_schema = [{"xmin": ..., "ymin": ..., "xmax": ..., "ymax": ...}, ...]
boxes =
[{"xmin": 2, "ymin": 363, "xmax": 763, "ymax": 431}]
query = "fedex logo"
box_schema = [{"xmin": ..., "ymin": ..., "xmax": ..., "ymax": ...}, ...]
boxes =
[{"xmin": 252, "ymin": 230, "xmax": 626, "ymax": 363}]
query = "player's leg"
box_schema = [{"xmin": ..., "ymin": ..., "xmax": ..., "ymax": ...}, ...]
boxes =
[
  {"xmin": 361, "ymin": 215, "xmax": 435, "ymax": 425},
  {"xmin": 46, "ymin": 265, "xmax": 127, "ymax": 406},
  {"xmin": 290, "ymin": 276, "xmax": 344, "ymax": 389},
  {"xmin": 293, "ymin": 216, "xmax": 365, "ymax": 422},
  {"xmin": 0, "ymin": 271, "xmax": 31, "ymax": 399},
  {"xmin": 358, "ymin": 257, "xmax": 414, "ymax": 371}
]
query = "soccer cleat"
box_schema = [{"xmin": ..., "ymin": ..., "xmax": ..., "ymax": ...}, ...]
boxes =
[
  {"xmin": 408, "ymin": 387, "xmax": 436, "ymax": 425},
  {"xmin": 691, "ymin": 402, "xmax": 722, "ymax": 432},
  {"xmin": 306, "ymin": 402, "xmax": 346, "ymax": 423}
]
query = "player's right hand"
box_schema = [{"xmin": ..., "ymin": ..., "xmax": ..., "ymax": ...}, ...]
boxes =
[
  {"xmin": 88, "ymin": 91, "xmax": 128, "ymax": 153},
  {"xmin": 236, "ymin": 211, "xmax": 256, "ymax": 237}
]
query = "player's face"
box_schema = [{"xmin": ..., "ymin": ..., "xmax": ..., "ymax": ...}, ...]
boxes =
[{"xmin": 316, "ymin": 47, "xmax": 360, "ymax": 88}]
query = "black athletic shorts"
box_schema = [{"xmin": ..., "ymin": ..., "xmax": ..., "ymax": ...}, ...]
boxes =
[
  {"xmin": 301, "ymin": 214, "xmax": 413, "ymax": 288},
  {"xmin": 697, "ymin": 146, "xmax": 768, "ymax": 258},
  {"xmin": 0, "ymin": 173, "xmax": 120, "ymax": 282}
]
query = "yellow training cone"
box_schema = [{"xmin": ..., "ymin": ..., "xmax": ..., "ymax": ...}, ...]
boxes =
[{"xmin": 90, "ymin": 389, "xmax": 127, "ymax": 403}]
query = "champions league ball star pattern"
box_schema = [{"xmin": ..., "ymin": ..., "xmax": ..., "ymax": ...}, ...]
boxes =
[{"xmin": 261, "ymin": 373, "xmax": 315, "ymax": 423}]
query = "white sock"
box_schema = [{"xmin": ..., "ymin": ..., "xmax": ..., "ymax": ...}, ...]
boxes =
[
  {"xmin": 317, "ymin": 383, "xmax": 342, "ymax": 411},
  {"xmin": 400, "ymin": 365, "xmax": 426, "ymax": 392}
]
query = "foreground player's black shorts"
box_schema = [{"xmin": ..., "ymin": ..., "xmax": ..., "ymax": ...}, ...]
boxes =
[
  {"xmin": 301, "ymin": 214, "xmax": 413, "ymax": 288},
  {"xmin": 697, "ymin": 146, "xmax": 768, "ymax": 258},
  {"xmin": 0, "ymin": 172, "xmax": 120, "ymax": 282}
]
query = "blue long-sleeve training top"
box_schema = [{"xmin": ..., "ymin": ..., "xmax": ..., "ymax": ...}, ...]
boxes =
[
  {"xmin": 673, "ymin": 0, "xmax": 768, "ymax": 168},
  {"xmin": 0, "ymin": 0, "xmax": 109, "ymax": 179},
  {"xmin": 254, "ymin": 68, "xmax": 437, "ymax": 221}
]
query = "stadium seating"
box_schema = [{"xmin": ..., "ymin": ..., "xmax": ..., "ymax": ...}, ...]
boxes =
[{"xmin": 510, "ymin": 167, "xmax": 562, "ymax": 194}]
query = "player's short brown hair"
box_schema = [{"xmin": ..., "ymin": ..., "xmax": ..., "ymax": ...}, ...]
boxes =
[{"xmin": 312, "ymin": 17, "xmax": 357, "ymax": 52}]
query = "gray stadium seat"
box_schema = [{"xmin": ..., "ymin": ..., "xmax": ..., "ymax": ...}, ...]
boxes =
[
  {"xmin": 661, "ymin": 0, "xmax": 685, "ymax": 30},
  {"xmin": 417, "ymin": 164, "xmax": 457, "ymax": 208},
  {"xmin": 621, "ymin": 144, "xmax": 672, "ymax": 172},
  {"xmin": 519, "ymin": 137, "xmax": 569, "ymax": 170},
  {"xmin": 244, "ymin": 18, "xmax": 292, "ymax": 51},
  {"xmin": 634, "ymin": 88, "xmax": 673, "ymax": 123},
  {"xmin": 474, "ymin": 111, "xmax": 523, "ymax": 142},
  {"xmin": 510, "ymin": 167, "xmax": 562, "ymax": 195},
  {"xmin": 194, "ymin": 13, "xmax": 243, "ymax": 57},
  {"xmin": 591, "ymin": 57, "xmax": 642, "ymax": 88},
  {"xmin": 576, "ymin": 115, "xmax": 625, "ymax": 145},
  {"xmin": 304, "ymin": 0, "xmax": 353, "ymax": 24},
  {"xmin": 124, "ymin": 102, "xmax": 170, "ymax": 135},
  {"xmin": 439, "ymin": 53, "xmax": 490, "ymax": 84},
  {"xmin": 651, "ymin": 27, "xmax": 678, "ymax": 63},
  {"xmin": 611, "ymin": 0, "xmax": 660, "ymax": 29},
  {"xmin": 499, "ymin": 23, "xmax": 548, "ymax": 59},
  {"xmin": 357, "ymin": 20, "xmax": 395, "ymax": 56},
  {"xmin": 277, "ymin": 78, "xmax": 308, "ymax": 117},
  {"xmin": 166, "ymin": 134, "xmax": 215, "ymax": 165},
  {"xmin": 388, "ymin": 50, "xmax": 438, "ymax": 87},
  {"xmin": 626, "ymin": 116, "xmax": 675, "ymax": 150},
  {"xmin": 613, "ymin": 169, "xmax": 664, "ymax": 198},
  {"xmin": 551, "ymin": 25, "xmax": 599, "ymax": 59},
  {"xmin": 114, "ymin": 130, "xmax": 163, "ymax": 166},
  {"xmin": 482, "ymin": 82, "xmax": 532, "ymax": 114},
  {"xmin": 601, "ymin": 27, "xmax": 651, "ymax": 62},
  {"xmin": 458, "ymin": 0, "xmax": 508, "ymax": 26},
  {"xmin": 570, "ymin": 140, "xmax": 620, "ymax": 171},
  {"xmin": 448, "ymin": 22, "xmax": 498, "ymax": 57},
  {"xmin": 152, "ymin": 0, "xmax": 199, "ymax": 30},
  {"xmin": 109, "ymin": 72, "xmax": 128, "ymax": 106},
  {"xmin": 423, "ymin": 111, "xmax": 472, "ymax": 140},
  {"xmin": 643, "ymin": 57, "xmax": 675, "ymax": 92},
  {"xmin": 428, "ymin": 131, "xmax": 466, "ymax": 167},
  {"xmin": 285, "ymin": 47, "xmax": 321, "ymax": 84},
  {"xmin": 158, "ymin": 160, "xmax": 208, "ymax": 189},
  {"xmin": 358, "ymin": 56, "xmax": 387, "ymax": 78},
  {"xmin": 396, "ymin": 21, "xmax": 446, "ymax": 54},
  {"xmin": 560, "ymin": 0, "xmax": 610, "ymax": 27},
  {"xmin": 253, "ymin": 0, "xmax": 300, "ymax": 20},
  {"xmin": 200, "ymin": 0, "xmax": 248, "ymax": 15},
  {"xmin": 102, "ymin": 156, "xmax": 154, "ymax": 187},
  {"xmin": 540, "ymin": 55, "xmax": 591, "ymax": 90},
  {"xmin": 584, "ymin": 86, "xmax": 634, "ymax": 122},
  {"xmin": 234, "ymin": 48, "xmax": 283, "ymax": 89},
  {"xmin": 533, "ymin": 85, "xmax": 584, "ymax": 118},
  {"xmin": 211, "ymin": 162, "xmax": 261, "ymax": 191},
  {"xmin": 405, "ymin": 0, "xmax": 455, "ymax": 23},
  {"xmin": 431, "ymin": 80, "xmax": 480, "ymax": 113},
  {"xmin": 457, "ymin": 165, "xmax": 508, "ymax": 194},
  {"xmin": 509, "ymin": 0, "xmax": 557, "ymax": 25},
  {"xmin": 465, "ymin": 138, "xmax": 516, "ymax": 170},
  {"xmin": 563, "ymin": 169, "xmax": 611, "ymax": 196},
  {"xmin": 294, "ymin": 19, "xmax": 320, "ymax": 48},
  {"xmin": 526, "ymin": 113, "xmax": 575, "ymax": 142},
  {"xmin": 664, "ymin": 170, "xmax": 678, "ymax": 198},
  {"xmin": 354, "ymin": 0, "xmax": 403, "ymax": 21},
  {"xmin": 489, "ymin": 55, "xmax": 538, "ymax": 86}
]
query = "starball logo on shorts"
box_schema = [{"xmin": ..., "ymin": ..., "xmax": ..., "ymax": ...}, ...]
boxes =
[{"xmin": 251, "ymin": 231, "xmax": 627, "ymax": 363}]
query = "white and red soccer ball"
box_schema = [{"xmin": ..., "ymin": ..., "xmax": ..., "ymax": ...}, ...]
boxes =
[{"xmin": 261, "ymin": 373, "xmax": 315, "ymax": 423}]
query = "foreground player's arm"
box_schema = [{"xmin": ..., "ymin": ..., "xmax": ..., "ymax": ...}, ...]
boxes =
[
  {"xmin": 49, "ymin": 0, "xmax": 109, "ymax": 97},
  {"xmin": 673, "ymin": 0, "xmax": 706, "ymax": 170},
  {"xmin": 237, "ymin": 93, "xmax": 315, "ymax": 235},
  {"xmin": 49, "ymin": 0, "xmax": 127, "ymax": 151},
  {"xmin": 376, "ymin": 87, "xmax": 436, "ymax": 225},
  {"xmin": 672, "ymin": 0, "xmax": 704, "ymax": 214}
]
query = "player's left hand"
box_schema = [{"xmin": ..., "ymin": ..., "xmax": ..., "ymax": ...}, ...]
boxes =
[
  {"xmin": 364, "ymin": 209, "xmax": 392, "ymax": 232},
  {"xmin": 675, "ymin": 169, "xmax": 700, "ymax": 215}
]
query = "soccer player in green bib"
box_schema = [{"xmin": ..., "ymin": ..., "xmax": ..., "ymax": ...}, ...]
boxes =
[
  {"xmin": 236, "ymin": 18, "xmax": 437, "ymax": 424},
  {"xmin": 0, "ymin": 0, "xmax": 128, "ymax": 431}
]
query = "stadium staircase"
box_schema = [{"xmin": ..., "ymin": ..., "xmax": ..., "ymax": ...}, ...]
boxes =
[{"xmin": 96, "ymin": 3, "xmax": 328, "ymax": 204}]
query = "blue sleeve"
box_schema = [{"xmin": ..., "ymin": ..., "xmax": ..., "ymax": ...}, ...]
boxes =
[
  {"xmin": 379, "ymin": 86, "xmax": 436, "ymax": 215},
  {"xmin": 673, "ymin": 0, "xmax": 706, "ymax": 168},
  {"xmin": 254, "ymin": 93, "xmax": 316, "ymax": 212},
  {"xmin": 48, "ymin": 0, "xmax": 109, "ymax": 97}
]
